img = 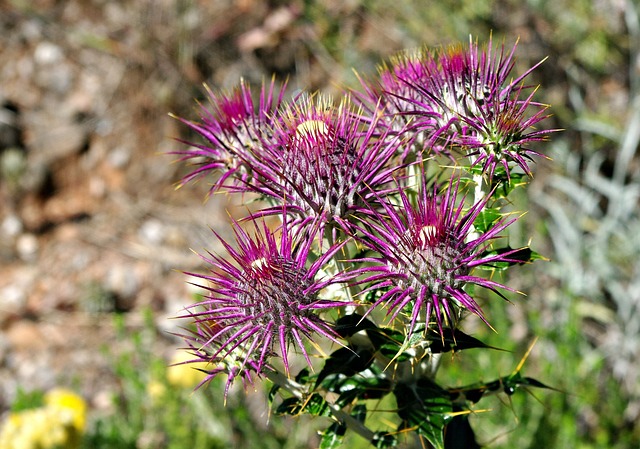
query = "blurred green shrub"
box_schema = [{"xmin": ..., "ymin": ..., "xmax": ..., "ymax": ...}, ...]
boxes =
[{"xmin": 80, "ymin": 312, "xmax": 321, "ymax": 449}]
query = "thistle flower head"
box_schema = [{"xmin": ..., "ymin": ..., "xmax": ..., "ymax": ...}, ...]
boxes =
[
  {"xmin": 172, "ymin": 78, "xmax": 287, "ymax": 191},
  {"xmin": 428, "ymin": 39, "xmax": 554, "ymax": 178},
  {"xmin": 352, "ymin": 52, "xmax": 440, "ymax": 161},
  {"xmin": 244, "ymin": 94, "xmax": 403, "ymax": 230},
  {"xmin": 362, "ymin": 38, "xmax": 554, "ymax": 177},
  {"xmin": 178, "ymin": 215, "xmax": 352, "ymax": 394},
  {"xmin": 369, "ymin": 53, "xmax": 436, "ymax": 116},
  {"xmin": 353, "ymin": 175, "xmax": 519, "ymax": 334}
]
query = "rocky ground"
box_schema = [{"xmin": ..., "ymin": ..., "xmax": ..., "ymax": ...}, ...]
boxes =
[
  {"xmin": 0, "ymin": 0, "xmax": 417, "ymax": 415},
  {"xmin": 0, "ymin": 0, "xmax": 287, "ymax": 411}
]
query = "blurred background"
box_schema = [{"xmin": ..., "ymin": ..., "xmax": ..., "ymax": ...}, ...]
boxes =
[{"xmin": 0, "ymin": 0, "xmax": 638, "ymax": 448}]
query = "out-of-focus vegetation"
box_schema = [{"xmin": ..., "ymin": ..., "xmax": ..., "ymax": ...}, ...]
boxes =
[
  {"xmin": 80, "ymin": 312, "xmax": 324, "ymax": 449},
  {"xmin": 2, "ymin": 0, "xmax": 638, "ymax": 447},
  {"xmin": 0, "ymin": 388, "xmax": 86, "ymax": 449}
]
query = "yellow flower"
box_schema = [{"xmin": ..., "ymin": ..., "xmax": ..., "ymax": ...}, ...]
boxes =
[
  {"xmin": 146, "ymin": 380, "xmax": 167, "ymax": 402},
  {"xmin": 0, "ymin": 388, "xmax": 87, "ymax": 449},
  {"xmin": 166, "ymin": 351, "xmax": 209, "ymax": 388},
  {"xmin": 44, "ymin": 388, "xmax": 87, "ymax": 433}
]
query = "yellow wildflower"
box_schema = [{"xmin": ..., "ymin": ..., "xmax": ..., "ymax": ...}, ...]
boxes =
[
  {"xmin": 166, "ymin": 351, "xmax": 209, "ymax": 388},
  {"xmin": 0, "ymin": 388, "xmax": 87, "ymax": 449}
]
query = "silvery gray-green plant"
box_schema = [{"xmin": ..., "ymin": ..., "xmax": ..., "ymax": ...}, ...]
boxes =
[
  {"xmin": 532, "ymin": 90, "xmax": 640, "ymax": 425},
  {"xmin": 171, "ymin": 37, "xmax": 557, "ymax": 448}
]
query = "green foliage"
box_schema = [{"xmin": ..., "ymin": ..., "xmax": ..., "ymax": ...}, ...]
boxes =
[
  {"xmin": 264, "ymin": 313, "xmax": 554, "ymax": 448},
  {"xmin": 476, "ymin": 246, "xmax": 545, "ymax": 271},
  {"xmin": 80, "ymin": 312, "xmax": 316, "ymax": 449},
  {"xmin": 82, "ymin": 315, "xmax": 226, "ymax": 449},
  {"xmin": 395, "ymin": 379, "xmax": 453, "ymax": 449},
  {"xmin": 319, "ymin": 405, "xmax": 367, "ymax": 449},
  {"xmin": 472, "ymin": 207, "xmax": 503, "ymax": 234},
  {"xmin": 9, "ymin": 388, "xmax": 45, "ymax": 412}
]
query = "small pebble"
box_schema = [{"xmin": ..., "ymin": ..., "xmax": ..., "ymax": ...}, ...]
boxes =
[
  {"xmin": 1, "ymin": 214, "xmax": 23, "ymax": 238},
  {"xmin": 34, "ymin": 41, "xmax": 64, "ymax": 65},
  {"xmin": 16, "ymin": 234, "xmax": 38, "ymax": 261},
  {"xmin": 139, "ymin": 219, "xmax": 164, "ymax": 245}
]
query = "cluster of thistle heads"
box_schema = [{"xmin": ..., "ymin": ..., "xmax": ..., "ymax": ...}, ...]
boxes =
[{"xmin": 172, "ymin": 37, "xmax": 553, "ymax": 395}]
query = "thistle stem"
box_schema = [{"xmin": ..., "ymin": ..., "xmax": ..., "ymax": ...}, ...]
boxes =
[
  {"xmin": 323, "ymin": 224, "xmax": 360, "ymax": 309},
  {"xmin": 469, "ymin": 167, "xmax": 486, "ymax": 242}
]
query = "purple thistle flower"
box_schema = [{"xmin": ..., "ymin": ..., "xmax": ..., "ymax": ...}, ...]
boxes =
[
  {"xmin": 351, "ymin": 175, "xmax": 520, "ymax": 334},
  {"xmin": 423, "ymin": 39, "xmax": 554, "ymax": 178},
  {"xmin": 352, "ymin": 54, "xmax": 440, "ymax": 163},
  {"xmin": 178, "ymin": 215, "xmax": 353, "ymax": 394},
  {"xmin": 356, "ymin": 51, "xmax": 437, "ymax": 125},
  {"xmin": 359, "ymin": 38, "xmax": 555, "ymax": 177},
  {"xmin": 238, "ymin": 95, "xmax": 405, "ymax": 230},
  {"xmin": 172, "ymin": 78, "xmax": 287, "ymax": 192},
  {"xmin": 456, "ymin": 81, "xmax": 553, "ymax": 179}
]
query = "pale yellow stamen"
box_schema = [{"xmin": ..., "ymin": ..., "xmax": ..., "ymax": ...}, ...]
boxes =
[{"xmin": 295, "ymin": 119, "xmax": 329, "ymax": 138}]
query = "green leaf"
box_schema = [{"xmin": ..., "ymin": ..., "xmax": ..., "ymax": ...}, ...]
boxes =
[
  {"xmin": 334, "ymin": 313, "xmax": 377, "ymax": 338},
  {"xmin": 315, "ymin": 346, "xmax": 375, "ymax": 386},
  {"xmin": 372, "ymin": 432, "xmax": 398, "ymax": 448},
  {"xmin": 362, "ymin": 286, "xmax": 391, "ymax": 307},
  {"xmin": 351, "ymin": 403, "xmax": 367, "ymax": 422},
  {"xmin": 367, "ymin": 325, "xmax": 501, "ymax": 364},
  {"xmin": 489, "ymin": 171, "xmax": 528, "ymax": 198},
  {"xmin": 448, "ymin": 372, "xmax": 557, "ymax": 404},
  {"xmin": 319, "ymin": 422, "xmax": 347, "ymax": 449},
  {"xmin": 366, "ymin": 327, "xmax": 407, "ymax": 360},
  {"xmin": 425, "ymin": 328, "xmax": 503, "ymax": 353},
  {"xmin": 444, "ymin": 407, "xmax": 481, "ymax": 449},
  {"xmin": 473, "ymin": 207, "xmax": 503, "ymax": 234},
  {"xmin": 476, "ymin": 246, "xmax": 544, "ymax": 271},
  {"xmin": 320, "ymin": 370, "xmax": 392, "ymax": 407},
  {"xmin": 295, "ymin": 368, "xmax": 312, "ymax": 385},
  {"xmin": 375, "ymin": 325, "xmax": 431, "ymax": 362},
  {"xmin": 319, "ymin": 404, "xmax": 367, "ymax": 449},
  {"xmin": 268, "ymin": 384, "xmax": 280, "ymax": 407},
  {"xmin": 502, "ymin": 372, "xmax": 557, "ymax": 394},
  {"xmin": 276, "ymin": 393, "xmax": 332, "ymax": 417},
  {"xmin": 395, "ymin": 379, "xmax": 453, "ymax": 449}
]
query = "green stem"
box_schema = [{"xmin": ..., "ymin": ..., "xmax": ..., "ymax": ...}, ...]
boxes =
[
  {"xmin": 323, "ymin": 223, "xmax": 361, "ymax": 309},
  {"xmin": 469, "ymin": 171, "xmax": 486, "ymax": 241}
]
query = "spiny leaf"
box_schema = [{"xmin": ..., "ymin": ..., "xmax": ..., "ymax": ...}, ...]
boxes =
[
  {"xmin": 487, "ymin": 170, "xmax": 528, "ymax": 198},
  {"xmin": 444, "ymin": 407, "xmax": 481, "ymax": 449},
  {"xmin": 395, "ymin": 379, "xmax": 453, "ymax": 449},
  {"xmin": 268, "ymin": 383, "xmax": 280, "ymax": 407},
  {"xmin": 276, "ymin": 393, "xmax": 332, "ymax": 417},
  {"xmin": 366, "ymin": 327, "xmax": 407, "ymax": 360},
  {"xmin": 334, "ymin": 313, "xmax": 378, "ymax": 338},
  {"xmin": 351, "ymin": 404, "xmax": 367, "ymax": 422},
  {"xmin": 477, "ymin": 246, "xmax": 544, "ymax": 271},
  {"xmin": 319, "ymin": 422, "xmax": 347, "ymax": 449},
  {"xmin": 315, "ymin": 346, "xmax": 375, "ymax": 386},
  {"xmin": 296, "ymin": 368, "xmax": 312, "ymax": 385},
  {"xmin": 372, "ymin": 432, "xmax": 398, "ymax": 448},
  {"xmin": 425, "ymin": 327, "xmax": 504, "ymax": 353},
  {"xmin": 448, "ymin": 373, "xmax": 557, "ymax": 404},
  {"xmin": 369, "ymin": 325, "xmax": 502, "ymax": 361},
  {"xmin": 321, "ymin": 372, "xmax": 393, "ymax": 407},
  {"xmin": 473, "ymin": 207, "xmax": 503, "ymax": 234},
  {"xmin": 319, "ymin": 404, "xmax": 367, "ymax": 449}
]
